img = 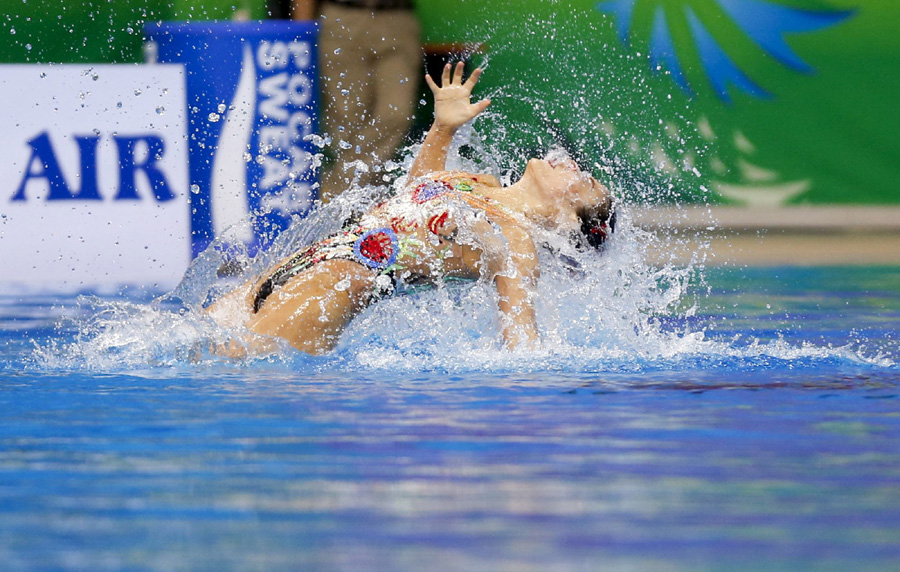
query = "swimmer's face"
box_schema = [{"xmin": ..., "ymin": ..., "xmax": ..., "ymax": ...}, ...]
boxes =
[{"xmin": 525, "ymin": 157, "xmax": 607, "ymax": 211}]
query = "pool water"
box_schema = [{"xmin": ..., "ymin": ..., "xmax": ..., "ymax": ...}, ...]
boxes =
[{"xmin": 1, "ymin": 266, "xmax": 899, "ymax": 571}]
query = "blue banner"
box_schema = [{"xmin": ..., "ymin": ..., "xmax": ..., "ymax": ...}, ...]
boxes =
[{"xmin": 145, "ymin": 21, "xmax": 319, "ymax": 257}]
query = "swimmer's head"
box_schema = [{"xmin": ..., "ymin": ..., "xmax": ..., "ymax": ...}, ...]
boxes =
[{"xmin": 520, "ymin": 148, "xmax": 616, "ymax": 250}]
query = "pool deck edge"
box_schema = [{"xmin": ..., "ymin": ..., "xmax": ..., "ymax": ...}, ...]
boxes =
[{"xmin": 632, "ymin": 206, "xmax": 900, "ymax": 266}]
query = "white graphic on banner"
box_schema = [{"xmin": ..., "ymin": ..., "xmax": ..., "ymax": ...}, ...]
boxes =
[{"xmin": 210, "ymin": 44, "xmax": 255, "ymax": 243}]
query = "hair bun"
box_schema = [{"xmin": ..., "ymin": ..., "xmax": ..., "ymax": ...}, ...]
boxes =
[{"xmin": 578, "ymin": 204, "xmax": 617, "ymax": 251}]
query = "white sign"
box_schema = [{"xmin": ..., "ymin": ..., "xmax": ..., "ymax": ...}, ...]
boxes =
[{"xmin": 0, "ymin": 64, "xmax": 190, "ymax": 290}]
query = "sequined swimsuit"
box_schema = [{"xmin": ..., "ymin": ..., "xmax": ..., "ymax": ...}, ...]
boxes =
[{"xmin": 252, "ymin": 172, "xmax": 500, "ymax": 313}]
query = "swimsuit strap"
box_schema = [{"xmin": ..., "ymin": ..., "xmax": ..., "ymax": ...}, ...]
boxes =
[
  {"xmin": 452, "ymin": 190, "xmax": 516, "ymax": 222},
  {"xmin": 422, "ymin": 171, "xmax": 520, "ymax": 223}
]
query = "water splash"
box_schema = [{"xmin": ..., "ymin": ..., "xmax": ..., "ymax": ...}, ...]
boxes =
[
  {"xmin": 28, "ymin": 114, "xmax": 708, "ymax": 373},
  {"xmin": 24, "ymin": 10, "xmax": 895, "ymax": 376},
  {"xmin": 29, "ymin": 151, "xmax": 894, "ymax": 374}
]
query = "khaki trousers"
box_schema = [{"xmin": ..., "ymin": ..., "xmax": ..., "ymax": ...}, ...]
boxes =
[{"xmin": 318, "ymin": 3, "xmax": 422, "ymax": 200}]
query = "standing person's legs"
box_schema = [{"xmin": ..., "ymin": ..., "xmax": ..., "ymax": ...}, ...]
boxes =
[
  {"xmin": 359, "ymin": 8, "xmax": 422, "ymax": 188},
  {"xmin": 318, "ymin": 3, "xmax": 376, "ymax": 201}
]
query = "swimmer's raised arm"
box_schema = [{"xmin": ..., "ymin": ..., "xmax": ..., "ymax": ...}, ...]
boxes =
[{"xmin": 409, "ymin": 62, "xmax": 491, "ymax": 179}]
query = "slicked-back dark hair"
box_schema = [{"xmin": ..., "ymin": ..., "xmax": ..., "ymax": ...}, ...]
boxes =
[{"xmin": 578, "ymin": 200, "xmax": 616, "ymax": 251}]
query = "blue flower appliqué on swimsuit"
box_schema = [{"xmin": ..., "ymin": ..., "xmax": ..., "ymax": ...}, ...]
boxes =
[{"xmin": 411, "ymin": 180, "xmax": 453, "ymax": 203}]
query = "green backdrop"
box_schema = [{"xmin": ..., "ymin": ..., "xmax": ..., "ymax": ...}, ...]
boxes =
[
  {"xmin": 0, "ymin": 0, "xmax": 269, "ymax": 63},
  {"xmin": 2, "ymin": 0, "xmax": 898, "ymax": 205},
  {"xmin": 415, "ymin": 0, "xmax": 900, "ymax": 206}
]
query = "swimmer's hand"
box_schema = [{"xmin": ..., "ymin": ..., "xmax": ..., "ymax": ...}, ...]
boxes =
[
  {"xmin": 426, "ymin": 62, "xmax": 491, "ymax": 131},
  {"xmin": 410, "ymin": 62, "xmax": 490, "ymax": 178}
]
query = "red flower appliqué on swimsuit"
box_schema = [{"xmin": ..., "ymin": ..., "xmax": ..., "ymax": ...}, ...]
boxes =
[{"xmin": 353, "ymin": 228, "xmax": 398, "ymax": 270}]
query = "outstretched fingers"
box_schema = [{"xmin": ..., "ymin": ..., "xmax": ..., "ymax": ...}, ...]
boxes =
[
  {"xmin": 473, "ymin": 98, "xmax": 491, "ymax": 114},
  {"xmin": 463, "ymin": 67, "xmax": 483, "ymax": 90},
  {"xmin": 429, "ymin": 62, "xmax": 482, "ymax": 91},
  {"xmin": 425, "ymin": 72, "xmax": 438, "ymax": 94},
  {"xmin": 452, "ymin": 61, "xmax": 465, "ymax": 84}
]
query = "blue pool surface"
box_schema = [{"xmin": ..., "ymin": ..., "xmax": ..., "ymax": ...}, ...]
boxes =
[{"xmin": 1, "ymin": 266, "xmax": 899, "ymax": 571}]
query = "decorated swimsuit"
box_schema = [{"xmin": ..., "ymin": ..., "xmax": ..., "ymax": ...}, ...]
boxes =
[{"xmin": 252, "ymin": 172, "xmax": 509, "ymax": 312}]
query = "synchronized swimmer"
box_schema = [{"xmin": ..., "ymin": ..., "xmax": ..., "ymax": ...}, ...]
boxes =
[{"xmin": 206, "ymin": 63, "xmax": 616, "ymax": 356}]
